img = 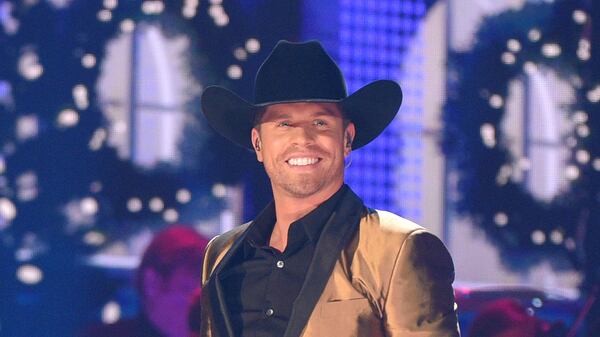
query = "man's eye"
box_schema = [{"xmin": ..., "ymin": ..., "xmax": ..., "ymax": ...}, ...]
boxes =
[
  {"xmin": 278, "ymin": 121, "xmax": 291, "ymax": 127},
  {"xmin": 314, "ymin": 120, "xmax": 326, "ymax": 126}
]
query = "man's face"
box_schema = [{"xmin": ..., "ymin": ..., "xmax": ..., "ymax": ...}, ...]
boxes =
[{"xmin": 251, "ymin": 102, "xmax": 355, "ymax": 199}]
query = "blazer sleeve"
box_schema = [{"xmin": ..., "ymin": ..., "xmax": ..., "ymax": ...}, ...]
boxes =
[
  {"xmin": 382, "ymin": 229, "xmax": 460, "ymax": 337},
  {"xmin": 200, "ymin": 235, "xmax": 219, "ymax": 337}
]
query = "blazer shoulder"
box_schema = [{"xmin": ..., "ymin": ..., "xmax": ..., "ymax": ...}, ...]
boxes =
[
  {"xmin": 362, "ymin": 209, "xmax": 425, "ymax": 239},
  {"xmin": 202, "ymin": 222, "xmax": 251, "ymax": 284},
  {"xmin": 355, "ymin": 209, "xmax": 450, "ymax": 271}
]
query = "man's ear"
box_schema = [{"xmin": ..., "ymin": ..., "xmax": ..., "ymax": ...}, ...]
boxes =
[
  {"xmin": 251, "ymin": 128, "xmax": 263, "ymax": 162},
  {"xmin": 343, "ymin": 122, "xmax": 356, "ymax": 157}
]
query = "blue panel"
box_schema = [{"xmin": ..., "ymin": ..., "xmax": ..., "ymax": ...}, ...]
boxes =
[{"xmin": 303, "ymin": 0, "xmax": 425, "ymax": 220}]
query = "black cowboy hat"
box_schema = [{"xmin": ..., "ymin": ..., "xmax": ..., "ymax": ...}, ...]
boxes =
[{"xmin": 201, "ymin": 40, "xmax": 402, "ymax": 150}]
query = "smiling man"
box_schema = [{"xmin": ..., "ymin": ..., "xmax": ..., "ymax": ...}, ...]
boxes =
[{"xmin": 199, "ymin": 40, "xmax": 460, "ymax": 337}]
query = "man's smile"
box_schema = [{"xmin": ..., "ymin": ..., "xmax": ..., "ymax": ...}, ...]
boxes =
[{"xmin": 286, "ymin": 157, "xmax": 321, "ymax": 166}]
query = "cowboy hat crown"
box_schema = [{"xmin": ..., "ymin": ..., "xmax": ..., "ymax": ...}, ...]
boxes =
[{"xmin": 201, "ymin": 40, "xmax": 402, "ymax": 150}]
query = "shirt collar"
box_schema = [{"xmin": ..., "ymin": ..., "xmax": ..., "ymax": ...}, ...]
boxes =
[{"xmin": 245, "ymin": 184, "xmax": 348, "ymax": 250}]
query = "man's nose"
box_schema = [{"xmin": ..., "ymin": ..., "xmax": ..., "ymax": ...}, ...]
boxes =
[{"xmin": 290, "ymin": 125, "xmax": 315, "ymax": 145}]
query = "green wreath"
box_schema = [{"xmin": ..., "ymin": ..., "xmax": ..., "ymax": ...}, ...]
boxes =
[{"xmin": 443, "ymin": 1, "xmax": 599, "ymax": 269}]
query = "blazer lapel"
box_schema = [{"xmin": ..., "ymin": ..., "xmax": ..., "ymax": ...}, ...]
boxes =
[
  {"xmin": 205, "ymin": 224, "xmax": 253, "ymax": 337},
  {"xmin": 283, "ymin": 188, "xmax": 364, "ymax": 337}
]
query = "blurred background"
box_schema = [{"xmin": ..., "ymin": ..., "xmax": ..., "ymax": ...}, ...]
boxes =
[{"xmin": 0, "ymin": 0, "xmax": 599, "ymax": 336}]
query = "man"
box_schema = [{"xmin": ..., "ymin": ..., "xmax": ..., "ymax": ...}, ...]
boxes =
[
  {"xmin": 83, "ymin": 225, "xmax": 209, "ymax": 337},
  {"xmin": 199, "ymin": 40, "xmax": 460, "ymax": 337}
]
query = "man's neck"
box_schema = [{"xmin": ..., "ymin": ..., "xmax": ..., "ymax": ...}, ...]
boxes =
[{"xmin": 269, "ymin": 182, "xmax": 343, "ymax": 252}]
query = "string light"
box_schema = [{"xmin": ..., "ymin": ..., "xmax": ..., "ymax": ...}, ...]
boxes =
[
  {"xmin": 81, "ymin": 53, "xmax": 96, "ymax": 68},
  {"xmin": 16, "ymin": 264, "xmax": 43, "ymax": 285},
  {"xmin": 494, "ymin": 212, "xmax": 508, "ymax": 227},
  {"xmin": 550, "ymin": 230, "xmax": 563, "ymax": 245},
  {"xmin": 527, "ymin": 28, "xmax": 541, "ymax": 42},
  {"xmin": 541, "ymin": 43, "xmax": 561, "ymax": 58},
  {"xmin": 182, "ymin": 0, "xmax": 199, "ymax": 18},
  {"xmin": 234, "ymin": 47, "xmax": 247, "ymax": 61},
  {"xmin": 16, "ymin": 115, "xmax": 39, "ymax": 141},
  {"xmin": 89, "ymin": 128, "xmax": 107, "ymax": 151},
  {"xmin": 103, "ymin": 0, "xmax": 118, "ymax": 10},
  {"xmin": 56, "ymin": 109, "xmax": 79, "ymax": 128},
  {"xmin": 227, "ymin": 65, "xmax": 242, "ymax": 79},
  {"xmin": 47, "ymin": 0, "xmax": 73, "ymax": 9},
  {"xmin": 564, "ymin": 165, "xmax": 580, "ymax": 180},
  {"xmin": 83, "ymin": 231, "xmax": 106, "ymax": 246},
  {"xmin": 208, "ymin": 4, "xmax": 222, "ymax": 17},
  {"xmin": 176, "ymin": 188, "xmax": 192, "ymax": 204},
  {"xmin": 120, "ymin": 19, "xmax": 135, "ymax": 33},
  {"xmin": 593, "ymin": 158, "xmax": 600, "ymax": 171},
  {"xmin": 0, "ymin": 198, "xmax": 17, "ymax": 229},
  {"xmin": 73, "ymin": 84, "xmax": 89, "ymax": 110},
  {"xmin": 496, "ymin": 164, "xmax": 512, "ymax": 186},
  {"xmin": 577, "ymin": 39, "xmax": 591, "ymax": 61},
  {"xmin": 0, "ymin": 2, "xmax": 20, "ymax": 35},
  {"xmin": 148, "ymin": 197, "xmax": 164, "ymax": 212},
  {"xmin": 572, "ymin": 9, "xmax": 587, "ymax": 24},
  {"xmin": 127, "ymin": 197, "xmax": 143, "ymax": 212},
  {"xmin": 501, "ymin": 52, "xmax": 515, "ymax": 65},
  {"xmin": 507, "ymin": 39, "xmax": 521, "ymax": 52},
  {"xmin": 212, "ymin": 183, "xmax": 226, "ymax": 197},
  {"xmin": 15, "ymin": 247, "xmax": 34, "ymax": 262},
  {"xmin": 576, "ymin": 150, "xmax": 590, "ymax": 164},
  {"xmin": 245, "ymin": 38, "xmax": 261, "ymax": 53},
  {"xmin": 163, "ymin": 208, "xmax": 179, "ymax": 223},
  {"xmin": 18, "ymin": 50, "xmax": 43, "ymax": 80},
  {"xmin": 141, "ymin": 1, "xmax": 164, "ymax": 15},
  {"xmin": 102, "ymin": 301, "xmax": 121, "ymax": 324},
  {"xmin": 489, "ymin": 94, "xmax": 503, "ymax": 108},
  {"xmin": 16, "ymin": 171, "xmax": 38, "ymax": 202},
  {"xmin": 80, "ymin": 197, "xmax": 99, "ymax": 216},
  {"xmin": 480, "ymin": 123, "xmax": 496, "ymax": 148},
  {"xmin": 576, "ymin": 124, "xmax": 590, "ymax": 137},
  {"xmin": 572, "ymin": 110, "xmax": 588, "ymax": 124},
  {"xmin": 523, "ymin": 61, "xmax": 537, "ymax": 75},
  {"xmin": 531, "ymin": 230, "xmax": 546, "ymax": 245},
  {"xmin": 214, "ymin": 14, "xmax": 229, "ymax": 27},
  {"xmin": 586, "ymin": 85, "xmax": 600, "ymax": 103},
  {"xmin": 97, "ymin": 9, "xmax": 112, "ymax": 22}
]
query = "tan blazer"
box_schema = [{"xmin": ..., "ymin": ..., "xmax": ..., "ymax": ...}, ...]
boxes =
[{"xmin": 200, "ymin": 189, "xmax": 460, "ymax": 337}]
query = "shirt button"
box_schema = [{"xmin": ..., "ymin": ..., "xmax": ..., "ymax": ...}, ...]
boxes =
[
  {"xmin": 276, "ymin": 260, "xmax": 285, "ymax": 268},
  {"xmin": 265, "ymin": 308, "xmax": 274, "ymax": 317}
]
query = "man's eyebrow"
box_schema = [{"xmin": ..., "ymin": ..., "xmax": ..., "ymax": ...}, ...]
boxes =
[
  {"xmin": 263, "ymin": 107, "xmax": 341, "ymax": 120},
  {"xmin": 311, "ymin": 110, "xmax": 339, "ymax": 118},
  {"xmin": 265, "ymin": 112, "xmax": 291, "ymax": 119}
]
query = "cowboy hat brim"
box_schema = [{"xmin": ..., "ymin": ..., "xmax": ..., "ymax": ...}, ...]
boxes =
[{"xmin": 201, "ymin": 79, "xmax": 402, "ymax": 150}]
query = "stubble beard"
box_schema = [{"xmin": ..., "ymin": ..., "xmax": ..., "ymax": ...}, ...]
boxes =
[{"xmin": 267, "ymin": 160, "xmax": 344, "ymax": 198}]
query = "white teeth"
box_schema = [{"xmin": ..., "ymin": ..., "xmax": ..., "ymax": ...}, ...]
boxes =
[{"xmin": 288, "ymin": 157, "xmax": 319, "ymax": 166}]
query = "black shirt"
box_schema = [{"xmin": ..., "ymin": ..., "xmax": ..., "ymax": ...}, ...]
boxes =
[{"xmin": 219, "ymin": 185, "xmax": 347, "ymax": 337}]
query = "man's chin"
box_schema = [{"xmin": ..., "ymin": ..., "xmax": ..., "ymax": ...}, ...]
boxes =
[{"xmin": 280, "ymin": 179, "xmax": 334, "ymax": 198}]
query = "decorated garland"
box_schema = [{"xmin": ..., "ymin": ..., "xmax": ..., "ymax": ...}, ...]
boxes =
[
  {"xmin": 0, "ymin": 1, "xmax": 291, "ymax": 335},
  {"xmin": 0, "ymin": 0, "xmax": 263, "ymax": 256},
  {"xmin": 443, "ymin": 0, "xmax": 600, "ymax": 269}
]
